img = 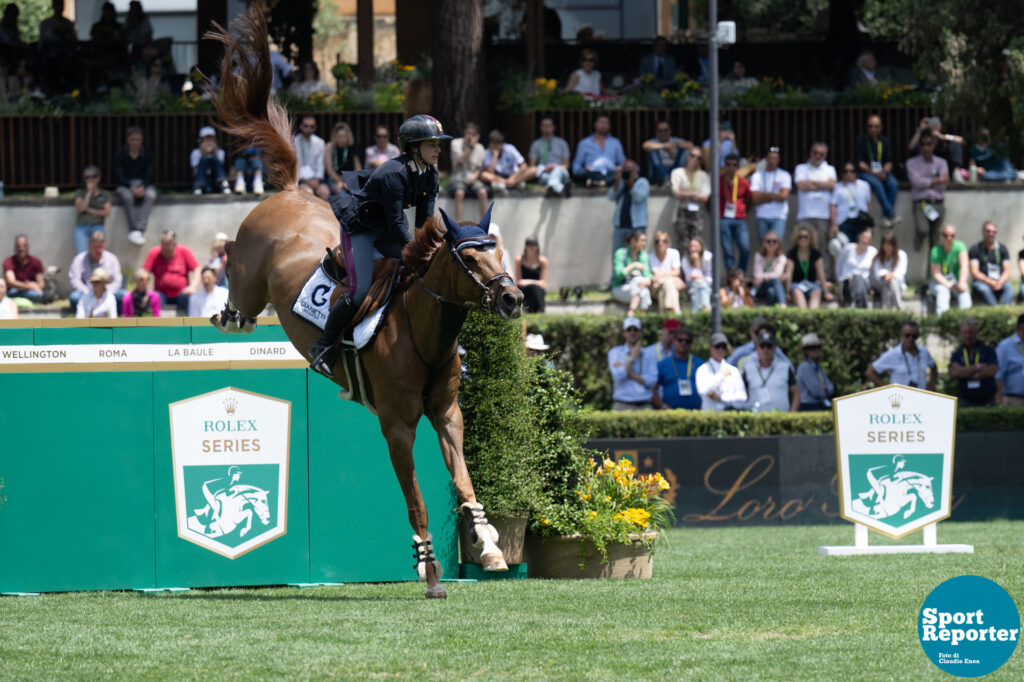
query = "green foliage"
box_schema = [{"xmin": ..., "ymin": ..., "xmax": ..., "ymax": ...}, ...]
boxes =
[
  {"xmin": 836, "ymin": 80, "xmax": 933, "ymax": 107},
  {"xmin": 727, "ymin": 0, "xmax": 831, "ymax": 36},
  {"xmin": 924, "ymin": 306, "xmax": 1024, "ymax": 347},
  {"xmin": 10, "ymin": 0, "xmax": 50, "ymax": 44}
]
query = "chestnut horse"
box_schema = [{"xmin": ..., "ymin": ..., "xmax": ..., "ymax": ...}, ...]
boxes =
[{"xmin": 205, "ymin": 11, "xmax": 523, "ymax": 599}]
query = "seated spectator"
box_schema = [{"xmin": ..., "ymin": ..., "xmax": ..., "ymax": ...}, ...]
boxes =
[
  {"xmin": 638, "ymin": 36, "xmax": 677, "ymax": 88},
  {"xmin": 718, "ymin": 153, "xmax": 751, "ymax": 272},
  {"xmin": 232, "ymin": 148, "xmax": 265, "ymax": 195},
  {"xmin": 908, "ymin": 116, "xmax": 964, "ymax": 178},
  {"xmin": 995, "ymin": 313, "xmax": 1024, "ymax": 406},
  {"xmin": 848, "ymin": 51, "xmax": 884, "ymax": 89},
  {"xmin": 114, "ymin": 126, "xmax": 157, "ymax": 246},
  {"xmin": 871, "ymin": 231, "xmax": 907, "ymax": 310},
  {"xmin": 527, "ymin": 116, "xmax": 572, "ymax": 198},
  {"xmin": 670, "ymin": 148, "xmax": 709, "ymax": 245},
  {"xmin": 515, "ymin": 236, "xmax": 547, "ymax": 313},
  {"xmin": 681, "ymin": 237, "xmax": 712, "ymax": 313},
  {"xmin": 608, "ymin": 160, "xmax": 649, "ymax": 256},
  {"xmin": 702, "ymin": 121, "xmax": 738, "ymax": 169},
  {"xmin": 652, "ymin": 326, "xmax": 704, "ymax": 410},
  {"xmin": 608, "ymin": 316, "xmax": 658, "ymax": 411},
  {"xmin": 90, "ymin": 2, "xmax": 122, "ymax": 42},
  {"xmin": 190, "ymin": 126, "xmax": 230, "ymax": 195},
  {"xmin": 742, "ymin": 330, "xmax": 799, "ymax": 413},
  {"xmin": 696, "ymin": 332, "xmax": 747, "ymax": 411},
  {"xmin": 68, "ymin": 230, "xmax": 123, "ymax": 313},
  {"xmin": 72, "ymin": 166, "xmax": 112, "ymax": 255},
  {"xmin": 364, "ymin": 124, "xmax": 400, "ymax": 170},
  {"xmin": 968, "ymin": 128, "xmax": 1020, "ymax": 182},
  {"xmin": 143, "ymin": 230, "xmax": 199, "ymax": 313},
  {"xmin": 644, "ymin": 318, "xmax": 678, "ymax": 365},
  {"xmin": 969, "ymin": 220, "xmax": 1013, "ymax": 306},
  {"xmin": 929, "ymin": 224, "xmax": 972, "ymax": 314},
  {"xmin": 855, "ymin": 115, "xmax": 900, "ymax": 226},
  {"xmin": 866, "ymin": 320, "xmax": 937, "ymax": 390},
  {"xmin": 835, "ymin": 227, "xmax": 877, "ymax": 308},
  {"xmin": 295, "ymin": 115, "xmax": 329, "ymax": 198},
  {"xmin": 121, "ymin": 268, "xmax": 161, "ymax": 317},
  {"xmin": 649, "ymin": 230, "xmax": 683, "ymax": 315},
  {"xmin": 948, "ymin": 318, "xmax": 998, "ymax": 407},
  {"xmin": 752, "ymin": 231, "xmax": 787, "ymax": 307},
  {"xmin": 449, "ymin": 122, "xmax": 487, "ymax": 221},
  {"xmin": 642, "ymin": 121, "xmax": 690, "ymax": 186},
  {"xmin": 564, "ymin": 48, "xmax": 603, "ymax": 96},
  {"xmin": 611, "ymin": 230, "xmax": 652, "ymax": 315},
  {"xmin": 720, "ymin": 268, "xmax": 753, "ymax": 308},
  {"xmin": 729, "ymin": 316, "xmax": 790, "ymax": 369},
  {"xmin": 783, "ymin": 224, "xmax": 832, "ymax": 309},
  {"xmin": 525, "ymin": 333, "xmax": 551, "ymax": 359},
  {"xmin": 723, "ymin": 61, "xmax": 757, "ymax": 94},
  {"xmin": 324, "ymin": 122, "xmax": 362, "ymax": 195},
  {"xmin": 188, "ymin": 266, "xmax": 229, "ymax": 317},
  {"xmin": 830, "ymin": 162, "xmax": 872, "ymax": 243},
  {"xmin": 0, "ymin": 279, "xmax": 16, "ymax": 319},
  {"xmin": 3, "ymin": 235, "xmax": 47, "ymax": 303},
  {"xmin": 76, "ymin": 268, "xmax": 118, "ymax": 319},
  {"xmin": 145, "ymin": 58, "xmax": 172, "ymax": 95},
  {"xmin": 289, "ymin": 61, "xmax": 332, "ymax": 98},
  {"xmin": 480, "ymin": 129, "xmax": 529, "ymax": 193},
  {"xmin": 750, "ymin": 146, "xmax": 792, "ymax": 243},
  {"xmin": 206, "ymin": 232, "xmax": 229, "ymax": 287},
  {"xmin": 796, "ymin": 333, "xmax": 834, "ymax": 411},
  {"xmin": 572, "ymin": 115, "xmax": 624, "ymax": 187}
]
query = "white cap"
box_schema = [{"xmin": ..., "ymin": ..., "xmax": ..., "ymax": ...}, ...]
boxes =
[
  {"xmin": 198, "ymin": 126, "xmax": 216, "ymax": 138},
  {"xmin": 525, "ymin": 333, "xmax": 549, "ymax": 351},
  {"xmin": 622, "ymin": 316, "xmax": 642, "ymax": 330},
  {"xmin": 212, "ymin": 232, "xmax": 229, "ymax": 243}
]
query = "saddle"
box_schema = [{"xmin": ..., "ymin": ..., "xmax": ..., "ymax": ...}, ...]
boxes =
[{"xmin": 324, "ymin": 245, "xmax": 400, "ymax": 329}]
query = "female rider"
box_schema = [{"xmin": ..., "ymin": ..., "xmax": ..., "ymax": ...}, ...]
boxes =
[{"xmin": 309, "ymin": 114, "xmax": 450, "ymax": 377}]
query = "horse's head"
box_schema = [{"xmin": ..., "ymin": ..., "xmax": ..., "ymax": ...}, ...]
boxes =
[
  {"xmin": 438, "ymin": 206, "xmax": 524, "ymax": 319},
  {"xmin": 911, "ymin": 475, "xmax": 935, "ymax": 508},
  {"xmin": 237, "ymin": 486, "xmax": 272, "ymax": 525}
]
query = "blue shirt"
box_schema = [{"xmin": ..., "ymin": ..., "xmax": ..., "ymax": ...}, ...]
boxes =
[
  {"xmin": 656, "ymin": 353, "xmax": 704, "ymax": 409},
  {"xmin": 608, "ymin": 343, "xmax": 658, "ymax": 403},
  {"xmin": 995, "ymin": 333, "xmax": 1024, "ymax": 397},
  {"xmin": 607, "ymin": 178, "xmax": 649, "ymax": 229},
  {"xmin": 572, "ymin": 134, "xmax": 625, "ymax": 175},
  {"xmin": 950, "ymin": 343, "xmax": 998, "ymax": 404}
]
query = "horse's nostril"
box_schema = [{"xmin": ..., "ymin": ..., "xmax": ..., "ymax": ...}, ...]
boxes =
[{"xmin": 502, "ymin": 293, "xmax": 518, "ymax": 309}]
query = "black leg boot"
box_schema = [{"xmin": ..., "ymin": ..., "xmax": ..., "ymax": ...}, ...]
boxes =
[{"xmin": 309, "ymin": 295, "xmax": 357, "ymax": 378}]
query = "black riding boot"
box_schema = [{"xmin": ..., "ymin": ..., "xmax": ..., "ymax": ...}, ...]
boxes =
[{"xmin": 309, "ymin": 295, "xmax": 357, "ymax": 378}]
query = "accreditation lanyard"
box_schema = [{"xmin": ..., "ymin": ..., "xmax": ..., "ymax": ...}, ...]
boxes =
[
  {"xmin": 540, "ymin": 138, "xmax": 550, "ymax": 164},
  {"xmin": 671, "ymin": 354, "xmax": 694, "ymax": 397},
  {"xmin": 624, "ymin": 348, "xmax": 642, "ymax": 376},
  {"xmin": 757, "ymin": 361, "xmax": 776, "ymax": 388},
  {"xmin": 731, "ymin": 176, "xmax": 739, "ymax": 203},
  {"xmin": 902, "ymin": 350, "xmax": 922, "ymax": 385},
  {"xmin": 940, "ymin": 247, "xmax": 957, "ymax": 276},
  {"xmin": 874, "ymin": 141, "xmax": 882, "ymax": 162},
  {"xmin": 965, "ymin": 348, "xmax": 977, "ymax": 368},
  {"xmin": 798, "ymin": 253, "xmax": 811, "ymax": 280},
  {"xmin": 763, "ymin": 256, "xmax": 776, "ymax": 273},
  {"xmin": 671, "ymin": 354, "xmax": 693, "ymax": 382}
]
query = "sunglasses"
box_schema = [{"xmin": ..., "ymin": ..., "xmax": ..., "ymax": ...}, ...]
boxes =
[
  {"xmin": 713, "ymin": 343, "xmax": 728, "ymax": 350},
  {"xmin": 582, "ymin": 58, "xmax": 595, "ymax": 63},
  {"xmin": 376, "ymin": 133, "xmax": 389, "ymax": 138},
  {"xmin": 656, "ymin": 238, "xmax": 669, "ymax": 244},
  {"xmin": 675, "ymin": 337, "xmax": 693, "ymax": 344},
  {"xmin": 903, "ymin": 333, "xmax": 919, "ymax": 339},
  {"xmin": 764, "ymin": 238, "xmax": 778, "ymax": 244},
  {"xmin": 942, "ymin": 233, "xmax": 955, "ymax": 239},
  {"xmin": 84, "ymin": 175, "xmax": 99, "ymax": 180},
  {"xmin": 725, "ymin": 162, "xmax": 738, "ymax": 167},
  {"xmin": 797, "ymin": 234, "xmax": 810, "ymax": 240},
  {"xmin": 804, "ymin": 345, "xmax": 821, "ymax": 351},
  {"xmin": 625, "ymin": 327, "xmax": 640, "ymax": 332},
  {"xmin": 759, "ymin": 343, "xmax": 775, "ymax": 349},
  {"xmin": 844, "ymin": 168, "xmax": 856, "ymax": 173}
]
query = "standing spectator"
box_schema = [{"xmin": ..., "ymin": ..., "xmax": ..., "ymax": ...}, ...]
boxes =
[
  {"xmin": 295, "ymin": 115, "xmax": 328, "ymax": 199},
  {"xmin": 670, "ymin": 147, "xmax": 709, "ymax": 245},
  {"xmin": 720, "ymin": 268, "xmax": 754, "ymax": 308},
  {"xmin": 364, "ymin": 124, "xmax": 401, "ymax": 170},
  {"xmin": 645, "ymin": 318, "xmax": 679, "ymax": 365},
  {"xmin": 855, "ymin": 115, "xmax": 900, "ymax": 226},
  {"xmin": 835, "ymin": 227, "xmax": 877, "ymax": 308},
  {"xmin": 649, "ymin": 230, "xmax": 683, "ymax": 314},
  {"xmin": 206, "ymin": 232, "xmax": 229, "ymax": 287},
  {"xmin": 515, "ymin": 236, "xmax": 547, "ymax": 313},
  {"xmin": 948, "ymin": 318, "xmax": 999, "ymax": 407},
  {"xmin": 572, "ymin": 115, "xmax": 624, "ymax": 187},
  {"xmin": 324, "ymin": 122, "xmax": 362, "ymax": 195},
  {"xmin": 608, "ymin": 160, "xmax": 649, "ymax": 256},
  {"xmin": 480, "ymin": 129, "xmax": 529, "ymax": 193},
  {"xmin": 728, "ymin": 317, "xmax": 790, "ymax": 369},
  {"xmin": 564, "ymin": 48, "xmax": 603, "ymax": 96},
  {"xmin": 121, "ymin": 268, "xmax": 161, "ymax": 317},
  {"xmin": 866, "ymin": 320, "xmax": 937, "ymax": 391},
  {"xmin": 607, "ymin": 316, "xmax": 658, "ymax": 411},
  {"xmin": 752, "ymin": 230, "xmax": 787, "ymax": 307},
  {"xmin": 642, "ymin": 121, "xmax": 690, "ymax": 186},
  {"xmin": 450, "ymin": 123, "xmax": 487, "ymax": 221},
  {"xmin": 68, "ymin": 231, "xmax": 123, "ymax": 313},
  {"xmin": 871, "ymin": 232, "xmax": 908, "ymax": 310},
  {"xmin": 289, "ymin": 61, "xmax": 332, "ymax": 98},
  {"xmin": 929, "ymin": 224, "xmax": 972, "ymax": 314},
  {"xmin": 232, "ymin": 148, "xmax": 265, "ymax": 195},
  {"xmin": 72, "ymin": 166, "xmax": 111, "ymax": 255},
  {"xmin": 680, "ymin": 237, "xmax": 713, "ymax": 312},
  {"xmin": 702, "ymin": 121, "xmax": 738, "ymax": 169},
  {"xmin": 3, "ymin": 235, "xmax": 46, "ymax": 303},
  {"xmin": 0, "ymin": 4, "xmax": 21, "ymax": 48},
  {"xmin": 696, "ymin": 332, "xmax": 747, "ymax": 411},
  {"xmin": 611, "ymin": 230, "xmax": 652, "ymax": 315},
  {"xmin": 190, "ymin": 126, "xmax": 230, "ymax": 195},
  {"xmin": 124, "ymin": 1, "xmax": 153, "ymax": 56},
  {"xmin": 742, "ymin": 330, "xmax": 799, "ymax": 413},
  {"xmin": 527, "ymin": 116, "xmax": 572, "ymax": 198},
  {"xmin": 794, "ymin": 142, "xmax": 837, "ymax": 278},
  {"xmin": 90, "ymin": 2, "xmax": 123, "ymax": 42},
  {"xmin": 718, "ymin": 153, "xmax": 751, "ymax": 272},
  {"xmin": 969, "ymin": 220, "xmax": 1014, "ymax": 306},
  {"xmin": 906, "ymin": 130, "xmax": 949, "ymax": 258},
  {"xmin": 750, "ymin": 146, "xmax": 792, "ymax": 243},
  {"xmin": 830, "ymin": 162, "xmax": 872, "ymax": 243},
  {"xmin": 638, "ymin": 36, "xmax": 678, "ymax": 88},
  {"xmin": 968, "ymin": 128, "xmax": 1019, "ymax": 182},
  {"xmin": 783, "ymin": 224, "xmax": 832, "ymax": 309},
  {"xmin": 796, "ymin": 333, "xmax": 834, "ymax": 411},
  {"xmin": 188, "ymin": 266, "xmax": 229, "ymax": 317},
  {"xmin": 995, "ymin": 314, "xmax": 1024, "ymax": 406},
  {"xmin": 269, "ymin": 49, "xmax": 293, "ymax": 91},
  {"xmin": 0, "ymin": 279, "xmax": 17, "ymax": 319},
  {"xmin": 113, "ymin": 126, "xmax": 157, "ymax": 246},
  {"xmin": 75, "ymin": 268, "xmax": 117, "ymax": 319},
  {"xmin": 37, "ymin": 0, "xmax": 77, "ymax": 94},
  {"xmin": 143, "ymin": 230, "xmax": 199, "ymax": 313},
  {"xmin": 652, "ymin": 326, "xmax": 704, "ymax": 410}
]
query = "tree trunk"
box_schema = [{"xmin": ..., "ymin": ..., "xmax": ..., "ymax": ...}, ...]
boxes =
[{"xmin": 431, "ymin": 0, "xmax": 484, "ymax": 134}]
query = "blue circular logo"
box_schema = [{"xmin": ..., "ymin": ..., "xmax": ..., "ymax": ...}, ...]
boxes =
[{"xmin": 919, "ymin": 575, "xmax": 1020, "ymax": 677}]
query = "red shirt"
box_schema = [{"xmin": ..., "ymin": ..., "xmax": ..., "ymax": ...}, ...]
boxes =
[
  {"xmin": 3, "ymin": 255, "xmax": 44, "ymax": 284},
  {"xmin": 718, "ymin": 175, "xmax": 751, "ymax": 219},
  {"xmin": 143, "ymin": 245, "xmax": 199, "ymax": 297}
]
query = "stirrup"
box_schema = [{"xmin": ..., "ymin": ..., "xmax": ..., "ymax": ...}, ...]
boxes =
[
  {"xmin": 309, "ymin": 343, "xmax": 336, "ymax": 378},
  {"xmin": 460, "ymin": 501, "xmax": 499, "ymax": 548},
  {"xmin": 412, "ymin": 533, "xmax": 443, "ymax": 582}
]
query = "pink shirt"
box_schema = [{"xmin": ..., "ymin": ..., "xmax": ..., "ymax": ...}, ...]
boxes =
[{"xmin": 753, "ymin": 252, "xmax": 787, "ymax": 286}]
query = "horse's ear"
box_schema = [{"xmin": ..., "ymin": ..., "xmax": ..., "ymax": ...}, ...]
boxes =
[
  {"xmin": 437, "ymin": 208, "xmax": 458, "ymax": 241},
  {"xmin": 478, "ymin": 202, "xmax": 494, "ymax": 233}
]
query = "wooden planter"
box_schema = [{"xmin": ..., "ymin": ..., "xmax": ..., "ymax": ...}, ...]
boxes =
[
  {"xmin": 458, "ymin": 515, "xmax": 528, "ymax": 565},
  {"xmin": 524, "ymin": 532, "xmax": 657, "ymax": 579}
]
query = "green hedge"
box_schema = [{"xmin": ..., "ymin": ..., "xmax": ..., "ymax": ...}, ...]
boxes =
[{"xmin": 581, "ymin": 406, "xmax": 1024, "ymax": 439}]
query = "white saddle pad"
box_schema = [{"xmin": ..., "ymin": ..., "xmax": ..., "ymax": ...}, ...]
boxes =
[{"xmin": 292, "ymin": 264, "xmax": 388, "ymax": 350}]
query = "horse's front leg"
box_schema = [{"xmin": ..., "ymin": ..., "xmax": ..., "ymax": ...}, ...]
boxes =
[
  {"xmin": 903, "ymin": 494, "xmax": 917, "ymax": 519},
  {"xmin": 239, "ymin": 509, "xmax": 253, "ymax": 537}
]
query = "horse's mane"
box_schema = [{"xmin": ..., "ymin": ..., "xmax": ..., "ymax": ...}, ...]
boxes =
[{"xmin": 397, "ymin": 216, "xmax": 447, "ymax": 289}]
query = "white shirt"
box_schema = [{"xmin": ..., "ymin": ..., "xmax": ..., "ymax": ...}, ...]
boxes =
[
  {"xmin": 872, "ymin": 344, "xmax": 935, "ymax": 388},
  {"xmin": 571, "ymin": 68, "xmax": 602, "ymax": 95},
  {"xmin": 0, "ymin": 296, "xmax": 16, "ymax": 319},
  {"xmin": 742, "ymin": 356, "xmax": 795, "ymax": 413},
  {"xmin": 670, "ymin": 167, "xmax": 710, "ymax": 205},
  {"xmin": 835, "ymin": 244, "xmax": 878, "ymax": 282},
  {"xmin": 750, "ymin": 168, "xmax": 792, "ymax": 220},
  {"xmin": 649, "ymin": 248, "xmax": 681, "ymax": 275},
  {"xmin": 680, "ymin": 250, "xmax": 713, "ymax": 283},
  {"xmin": 188, "ymin": 286, "xmax": 230, "ymax": 318},
  {"xmin": 189, "ymin": 147, "xmax": 225, "ymax": 169},
  {"xmin": 294, "ymin": 133, "xmax": 326, "ymax": 178},
  {"xmin": 871, "ymin": 250, "xmax": 908, "ymax": 292},
  {"xmin": 794, "ymin": 161, "xmax": 837, "ymax": 220},
  {"xmin": 76, "ymin": 290, "xmax": 118, "ymax": 319},
  {"xmin": 696, "ymin": 358, "xmax": 747, "ymax": 411},
  {"xmin": 829, "ymin": 180, "xmax": 871, "ymax": 220}
]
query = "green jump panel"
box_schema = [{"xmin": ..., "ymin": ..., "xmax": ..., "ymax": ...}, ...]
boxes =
[
  {"xmin": 190, "ymin": 324, "xmax": 290, "ymax": 344},
  {"xmin": 34, "ymin": 327, "xmax": 113, "ymax": 346},
  {"xmin": 0, "ymin": 328, "xmax": 34, "ymax": 346},
  {"xmin": 112, "ymin": 326, "xmax": 191, "ymax": 344}
]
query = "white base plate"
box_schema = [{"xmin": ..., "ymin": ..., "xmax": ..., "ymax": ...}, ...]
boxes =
[{"xmin": 818, "ymin": 544, "xmax": 974, "ymax": 555}]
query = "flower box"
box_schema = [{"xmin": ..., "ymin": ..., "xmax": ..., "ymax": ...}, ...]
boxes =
[{"xmin": 524, "ymin": 532, "xmax": 658, "ymax": 579}]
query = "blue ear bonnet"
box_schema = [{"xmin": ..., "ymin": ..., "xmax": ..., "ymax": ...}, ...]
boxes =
[{"xmin": 438, "ymin": 205, "xmax": 497, "ymax": 252}]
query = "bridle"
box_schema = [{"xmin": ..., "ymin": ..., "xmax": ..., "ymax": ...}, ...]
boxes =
[{"xmin": 412, "ymin": 235, "xmax": 514, "ymax": 311}]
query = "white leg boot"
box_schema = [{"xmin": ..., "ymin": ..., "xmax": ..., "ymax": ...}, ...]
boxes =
[{"xmin": 461, "ymin": 502, "xmax": 508, "ymax": 571}]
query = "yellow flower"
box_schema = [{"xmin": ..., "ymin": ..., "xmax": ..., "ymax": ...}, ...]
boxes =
[
  {"xmin": 587, "ymin": 510, "xmax": 598, "ymax": 520},
  {"xmin": 582, "ymin": 494, "xmax": 592, "ymax": 501},
  {"xmin": 604, "ymin": 496, "xmax": 612, "ymax": 503},
  {"xmin": 658, "ymin": 478, "xmax": 670, "ymax": 491},
  {"xmin": 603, "ymin": 458, "xmax": 615, "ymax": 470},
  {"xmin": 613, "ymin": 507, "xmax": 652, "ymax": 528},
  {"xmin": 660, "ymin": 89, "xmax": 670, "ymax": 99},
  {"xmin": 70, "ymin": 89, "xmax": 81, "ymax": 98},
  {"xmin": 541, "ymin": 518, "xmax": 550, "ymax": 525}
]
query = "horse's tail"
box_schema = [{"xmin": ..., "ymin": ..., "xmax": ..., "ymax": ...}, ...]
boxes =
[{"xmin": 204, "ymin": 9, "xmax": 298, "ymax": 190}]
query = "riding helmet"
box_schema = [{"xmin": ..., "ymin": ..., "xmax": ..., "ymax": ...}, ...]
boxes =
[{"xmin": 398, "ymin": 114, "xmax": 452, "ymax": 151}]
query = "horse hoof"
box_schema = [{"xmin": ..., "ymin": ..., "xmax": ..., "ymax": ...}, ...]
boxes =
[
  {"xmin": 481, "ymin": 553, "xmax": 508, "ymax": 572},
  {"xmin": 425, "ymin": 584, "xmax": 447, "ymax": 599}
]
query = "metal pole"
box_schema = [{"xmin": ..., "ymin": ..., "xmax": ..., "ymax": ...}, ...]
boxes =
[{"xmin": 708, "ymin": 1, "xmax": 722, "ymax": 334}]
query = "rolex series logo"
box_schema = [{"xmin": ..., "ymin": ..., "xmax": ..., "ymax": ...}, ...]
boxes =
[
  {"xmin": 223, "ymin": 397, "xmax": 238, "ymax": 415},
  {"xmin": 889, "ymin": 393, "xmax": 903, "ymax": 409}
]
